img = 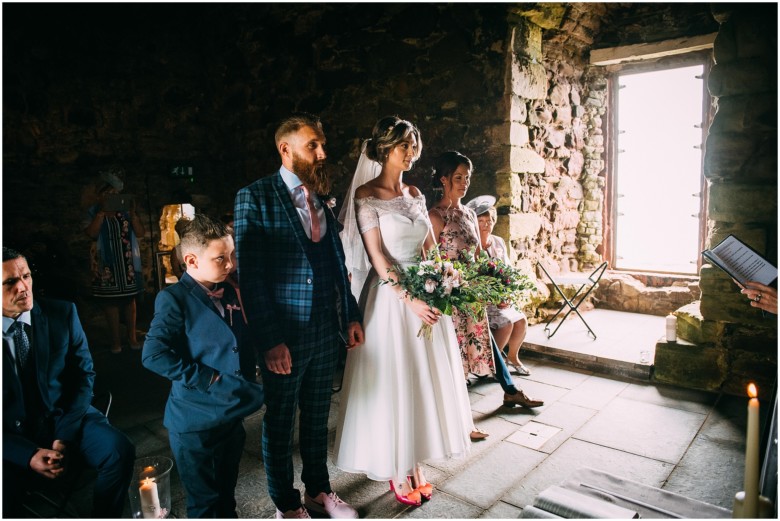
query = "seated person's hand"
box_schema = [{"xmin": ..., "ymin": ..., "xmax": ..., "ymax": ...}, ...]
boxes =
[{"xmin": 29, "ymin": 448, "xmax": 65, "ymax": 479}]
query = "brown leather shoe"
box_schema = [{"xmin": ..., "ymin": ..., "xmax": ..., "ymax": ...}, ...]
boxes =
[
  {"xmin": 470, "ymin": 428, "xmax": 489, "ymax": 441},
  {"xmin": 503, "ymin": 390, "xmax": 544, "ymax": 408}
]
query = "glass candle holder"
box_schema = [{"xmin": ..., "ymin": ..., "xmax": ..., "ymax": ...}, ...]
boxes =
[{"xmin": 128, "ymin": 456, "xmax": 174, "ymax": 519}]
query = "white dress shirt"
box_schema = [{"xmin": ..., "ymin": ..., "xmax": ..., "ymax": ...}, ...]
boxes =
[
  {"xmin": 280, "ymin": 166, "xmax": 327, "ymax": 240},
  {"xmin": 3, "ymin": 310, "xmax": 32, "ymax": 375}
]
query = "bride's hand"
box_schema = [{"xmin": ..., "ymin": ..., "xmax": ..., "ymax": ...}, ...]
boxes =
[{"xmin": 405, "ymin": 297, "xmax": 441, "ymax": 325}]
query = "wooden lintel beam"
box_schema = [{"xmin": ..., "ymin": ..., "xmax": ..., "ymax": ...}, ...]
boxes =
[{"xmin": 589, "ymin": 33, "xmax": 717, "ymax": 66}]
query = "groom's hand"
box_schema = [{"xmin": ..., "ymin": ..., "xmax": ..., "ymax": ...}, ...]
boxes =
[
  {"xmin": 346, "ymin": 321, "xmax": 364, "ymax": 350},
  {"xmin": 265, "ymin": 343, "xmax": 293, "ymax": 375}
]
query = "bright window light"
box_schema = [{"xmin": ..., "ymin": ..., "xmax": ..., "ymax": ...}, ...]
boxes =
[{"xmin": 615, "ymin": 64, "xmax": 705, "ymax": 274}]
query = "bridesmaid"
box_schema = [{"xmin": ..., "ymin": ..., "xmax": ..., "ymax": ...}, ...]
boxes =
[{"xmin": 428, "ymin": 151, "xmax": 543, "ymax": 409}]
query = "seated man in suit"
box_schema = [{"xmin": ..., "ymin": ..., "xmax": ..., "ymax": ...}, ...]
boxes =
[
  {"xmin": 2, "ymin": 246, "xmax": 135, "ymax": 518},
  {"xmin": 142, "ymin": 214, "xmax": 264, "ymax": 518}
]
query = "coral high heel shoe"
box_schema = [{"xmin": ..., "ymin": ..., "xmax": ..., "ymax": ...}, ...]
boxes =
[
  {"xmin": 389, "ymin": 480, "xmax": 422, "ymax": 507},
  {"xmin": 408, "ymin": 475, "xmax": 433, "ymax": 501}
]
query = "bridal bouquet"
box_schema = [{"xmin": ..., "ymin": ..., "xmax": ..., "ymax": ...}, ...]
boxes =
[
  {"xmin": 381, "ymin": 248, "xmax": 476, "ymax": 340},
  {"xmin": 460, "ymin": 249, "xmax": 536, "ymax": 309}
]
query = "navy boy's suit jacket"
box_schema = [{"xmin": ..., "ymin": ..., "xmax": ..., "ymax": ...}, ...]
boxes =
[
  {"xmin": 142, "ymin": 272, "xmax": 264, "ymax": 433},
  {"xmin": 3, "ymin": 298, "xmax": 95, "ymax": 469}
]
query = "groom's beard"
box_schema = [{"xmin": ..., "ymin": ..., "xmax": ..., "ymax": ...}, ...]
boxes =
[{"xmin": 292, "ymin": 154, "xmax": 331, "ymax": 195}]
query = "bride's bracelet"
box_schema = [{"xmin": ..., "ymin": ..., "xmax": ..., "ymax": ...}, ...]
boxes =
[{"xmin": 397, "ymin": 290, "xmax": 409, "ymax": 302}]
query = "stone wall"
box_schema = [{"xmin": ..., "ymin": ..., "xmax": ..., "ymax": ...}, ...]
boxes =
[
  {"xmin": 499, "ymin": 4, "xmax": 608, "ymax": 286},
  {"xmin": 2, "ymin": 3, "xmax": 513, "ymax": 323},
  {"xmin": 655, "ymin": 4, "xmax": 778, "ymax": 396}
]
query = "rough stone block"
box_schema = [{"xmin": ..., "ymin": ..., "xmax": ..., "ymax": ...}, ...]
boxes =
[
  {"xmin": 703, "ymin": 132, "xmax": 755, "ymax": 179},
  {"xmin": 653, "ymin": 339, "xmax": 727, "ymax": 392},
  {"xmin": 721, "ymin": 348, "xmax": 778, "ymax": 399},
  {"xmin": 506, "ymin": 213, "xmax": 542, "ymax": 240},
  {"xmin": 510, "ymin": 18, "xmax": 543, "ymax": 61},
  {"xmin": 510, "ymin": 146, "xmax": 545, "ymax": 174},
  {"xmin": 512, "ymin": 58, "xmax": 547, "ymax": 100},
  {"xmin": 675, "ymin": 301, "xmax": 725, "ymax": 344},
  {"xmin": 509, "ymin": 4, "xmax": 566, "ymax": 31},
  {"xmin": 721, "ymin": 323, "xmax": 778, "ymax": 354},
  {"xmin": 494, "ymin": 171, "xmax": 523, "ymax": 203},
  {"xmin": 510, "ymin": 122, "xmax": 529, "ymax": 147},
  {"xmin": 511, "ymin": 95, "xmax": 528, "ymax": 123},
  {"xmin": 707, "ymin": 181, "xmax": 778, "ymax": 223},
  {"xmin": 707, "ymin": 94, "xmax": 777, "ymax": 134},
  {"xmin": 708, "ymin": 58, "xmax": 776, "ymax": 97}
]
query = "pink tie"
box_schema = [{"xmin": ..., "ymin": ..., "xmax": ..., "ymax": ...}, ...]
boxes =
[
  {"xmin": 206, "ymin": 288, "xmax": 225, "ymax": 299},
  {"xmin": 300, "ymin": 185, "xmax": 321, "ymax": 243}
]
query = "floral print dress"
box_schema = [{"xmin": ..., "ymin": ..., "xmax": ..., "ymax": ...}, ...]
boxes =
[{"xmin": 431, "ymin": 206, "xmax": 495, "ymax": 378}]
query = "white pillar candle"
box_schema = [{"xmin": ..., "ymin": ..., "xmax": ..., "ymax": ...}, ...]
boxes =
[
  {"xmin": 665, "ymin": 314, "xmax": 677, "ymax": 342},
  {"xmin": 139, "ymin": 477, "xmax": 161, "ymax": 519},
  {"xmin": 743, "ymin": 383, "xmax": 759, "ymax": 518}
]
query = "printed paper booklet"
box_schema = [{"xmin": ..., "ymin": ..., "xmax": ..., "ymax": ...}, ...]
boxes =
[{"xmin": 702, "ymin": 234, "xmax": 777, "ymax": 286}]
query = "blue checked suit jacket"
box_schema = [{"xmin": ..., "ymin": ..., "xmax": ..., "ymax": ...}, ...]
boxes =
[{"xmin": 234, "ymin": 171, "xmax": 362, "ymax": 352}]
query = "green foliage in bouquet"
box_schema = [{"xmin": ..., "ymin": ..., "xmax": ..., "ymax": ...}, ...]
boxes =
[
  {"xmin": 382, "ymin": 248, "xmax": 468, "ymax": 317},
  {"xmin": 459, "ymin": 248, "xmax": 536, "ymax": 309}
]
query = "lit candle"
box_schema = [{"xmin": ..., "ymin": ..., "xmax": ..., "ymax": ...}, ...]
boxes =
[
  {"xmin": 743, "ymin": 383, "xmax": 759, "ymax": 518},
  {"xmin": 139, "ymin": 477, "xmax": 161, "ymax": 519}
]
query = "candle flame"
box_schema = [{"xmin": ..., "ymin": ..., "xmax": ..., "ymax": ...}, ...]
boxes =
[
  {"xmin": 747, "ymin": 383, "xmax": 758, "ymax": 398},
  {"xmin": 141, "ymin": 477, "xmax": 156, "ymax": 486}
]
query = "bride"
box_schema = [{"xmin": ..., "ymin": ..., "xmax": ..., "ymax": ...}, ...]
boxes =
[{"xmin": 334, "ymin": 116, "xmax": 473, "ymax": 507}]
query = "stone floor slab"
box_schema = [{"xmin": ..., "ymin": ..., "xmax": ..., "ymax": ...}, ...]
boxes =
[
  {"xmin": 439, "ymin": 442, "xmax": 546, "ymax": 509},
  {"xmin": 518, "ymin": 401, "xmax": 597, "ymax": 454},
  {"xmin": 521, "ymin": 360, "xmax": 593, "ymax": 390},
  {"xmin": 559, "ymin": 374, "xmax": 630, "ymax": 410},
  {"xmin": 619, "ymin": 380, "xmax": 718, "ymax": 414},
  {"xmin": 479, "ymin": 500, "xmax": 523, "ymax": 519},
  {"xmin": 507, "ymin": 422, "xmax": 562, "ymax": 450},
  {"xmin": 399, "ymin": 491, "xmax": 484, "ymax": 519},
  {"xmin": 573, "ymin": 396, "xmax": 707, "ymax": 463},
  {"xmin": 500, "ymin": 438, "xmax": 674, "ymax": 509}
]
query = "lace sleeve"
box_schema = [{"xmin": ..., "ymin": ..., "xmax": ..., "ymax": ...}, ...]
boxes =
[{"xmin": 355, "ymin": 198, "xmax": 379, "ymax": 234}]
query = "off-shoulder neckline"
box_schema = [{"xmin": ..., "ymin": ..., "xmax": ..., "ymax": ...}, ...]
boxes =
[{"xmin": 355, "ymin": 193, "xmax": 424, "ymax": 203}]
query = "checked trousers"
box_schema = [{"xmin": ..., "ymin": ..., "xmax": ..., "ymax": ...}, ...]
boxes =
[{"xmin": 260, "ymin": 312, "xmax": 340, "ymax": 512}]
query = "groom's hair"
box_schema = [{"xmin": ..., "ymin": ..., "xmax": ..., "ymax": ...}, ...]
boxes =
[
  {"xmin": 275, "ymin": 113, "xmax": 323, "ymax": 146},
  {"xmin": 179, "ymin": 214, "xmax": 231, "ymax": 255}
]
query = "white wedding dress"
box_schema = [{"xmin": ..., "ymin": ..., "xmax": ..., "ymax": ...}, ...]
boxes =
[{"xmin": 333, "ymin": 194, "xmax": 472, "ymax": 482}]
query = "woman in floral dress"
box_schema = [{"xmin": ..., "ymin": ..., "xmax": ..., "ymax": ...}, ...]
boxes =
[
  {"xmin": 428, "ymin": 151, "xmax": 543, "ymax": 409},
  {"xmin": 84, "ymin": 167, "xmax": 144, "ymax": 354}
]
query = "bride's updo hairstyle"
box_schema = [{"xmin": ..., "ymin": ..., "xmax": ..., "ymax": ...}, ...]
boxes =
[
  {"xmin": 365, "ymin": 116, "xmax": 423, "ymax": 164},
  {"xmin": 431, "ymin": 150, "xmax": 473, "ymax": 191}
]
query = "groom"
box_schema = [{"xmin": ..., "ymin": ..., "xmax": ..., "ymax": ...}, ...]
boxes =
[{"xmin": 234, "ymin": 113, "xmax": 364, "ymax": 519}]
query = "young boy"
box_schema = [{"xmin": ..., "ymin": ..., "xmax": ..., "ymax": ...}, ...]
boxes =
[{"xmin": 142, "ymin": 214, "xmax": 264, "ymax": 518}]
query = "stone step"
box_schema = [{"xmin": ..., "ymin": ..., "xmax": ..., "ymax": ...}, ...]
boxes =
[{"xmin": 523, "ymin": 340, "xmax": 653, "ymax": 381}]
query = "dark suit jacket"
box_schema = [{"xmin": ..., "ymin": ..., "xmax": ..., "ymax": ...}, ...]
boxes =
[
  {"xmin": 142, "ymin": 272, "xmax": 264, "ymax": 433},
  {"xmin": 234, "ymin": 171, "xmax": 362, "ymax": 352},
  {"xmin": 3, "ymin": 299, "xmax": 95, "ymax": 469}
]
